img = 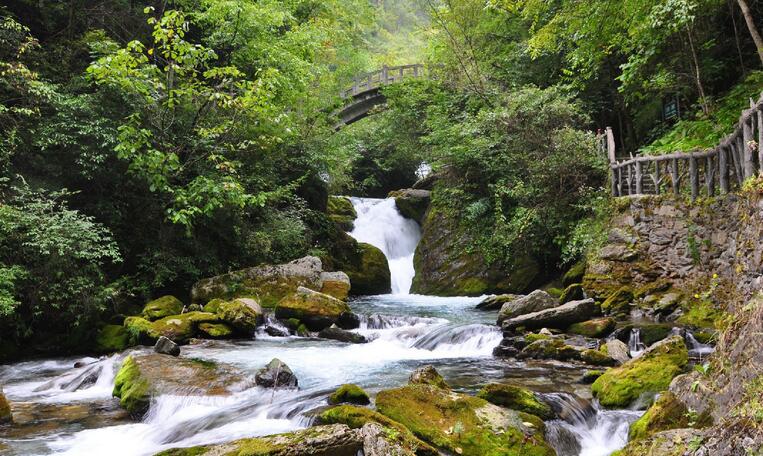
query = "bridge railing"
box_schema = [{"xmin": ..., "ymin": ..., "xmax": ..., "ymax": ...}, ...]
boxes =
[
  {"xmin": 607, "ymin": 93, "xmax": 763, "ymax": 200},
  {"xmin": 340, "ymin": 64, "xmax": 428, "ymax": 99}
]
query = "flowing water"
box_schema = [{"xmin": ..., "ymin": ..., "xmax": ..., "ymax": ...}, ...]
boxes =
[{"xmin": 0, "ymin": 197, "xmax": 641, "ymax": 456}]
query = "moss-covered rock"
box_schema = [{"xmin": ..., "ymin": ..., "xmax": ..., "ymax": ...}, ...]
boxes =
[
  {"xmin": 0, "ymin": 389, "xmax": 12, "ymax": 424},
  {"xmin": 216, "ymin": 298, "xmax": 262, "ymax": 334},
  {"xmin": 601, "ymin": 286, "xmax": 634, "ymax": 317},
  {"xmin": 562, "ymin": 261, "xmax": 587, "ymax": 287},
  {"xmin": 141, "ymin": 295, "xmax": 183, "ymax": 321},
  {"xmin": 95, "ymin": 324, "xmax": 131, "ymax": 353},
  {"xmin": 123, "ymin": 312, "xmax": 220, "ymax": 344},
  {"xmin": 592, "ymin": 336, "xmax": 688, "ymax": 408},
  {"xmin": 328, "ymin": 384, "xmax": 371, "ymax": 405},
  {"xmin": 628, "ymin": 392, "xmax": 690, "ymax": 441},
  {"xmin": 275, "ymin": 287, "xmax": 352, "ymax": 331},
  {"xmin": 113, "ymin": 354, "xmax": 250, "ymax": 416},
  {"xmin": 519, "ymin": 338, "xmax": 581, "ymax": 361},
  {"xmin": 476, "ymin": 384, "xmax": 553, "ymax": 420},
  {"xmin": 580, "ymin": 349, "xmax": 617, "ymax": 366},
  {"xmin": 676, "ymin": 299, "xmax": 730, "ymax": 330},
  {"xmin": 389, "ymin": 189, "xmax": 431, "ymax": 223},
  {"xmin": 156, "ymin": 424, "xmax": 363, "ymax": 456},
  {"xmin": 376, "ymin": 384, "xmax": 555, "ymax": 456},
  {"xmin": 559, "ymin": 283, "xmax": 585, "ymax": 304},
  {"xmin": 203, "ymin": 298, "xmax": 225, "ymax": 314},
  {"xmin": 320, "ymin": 271, "xmax": 351, "ymax": 301},
  {"xmin": 343, "ymin": 243, "xmax": 391, "ymax": 295},
  {"xmin": 198, "ymin": 322, "xmax": 234, "ymax": 339},
  {"xmin": 581, "ymin": 370, "xmax": 605, "ymax": 384},
  {"xmin": 408, "ymin": 365, "xmax": 449, "ymax": 389},
  {"xmin": 191, "ymin": 256, "xmax": 324, "ymax": 307},
  {"xmin": 327, "ymin": 196, "xmax": 357, "ymax": 231},
  {"xmin": 317, "ymin": 405, "xmax": 438, "ymax": 456},
  {"xmin": 567, "ymin": 317, "xmax": 616, "ymax": 338},
  {"xmin": 612, "ymin": 428, "xmax": 699, "ymax": 456},
  {"xmin": 496, "ymin": 290, "xmax": 557, "ymax": 325}
]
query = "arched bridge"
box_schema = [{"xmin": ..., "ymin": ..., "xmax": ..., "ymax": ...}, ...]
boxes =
[{"xmin": 334, "ymin": 64, "xmax": 430, "ymax": 129}]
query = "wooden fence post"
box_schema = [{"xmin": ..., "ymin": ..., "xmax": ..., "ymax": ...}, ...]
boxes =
[
  {"xmin": 743, "ymin": 109, "xmax": 755, "ymax": 179},
  {"xmin": 671, "ymin": 158, "xmax": 680, "ymax": 195},
  {"xmin": 606, "ymin": 127, "xmax": 618, "ymax": 196},
  {"xmin": 653, "ymin": 161, "xmax": 661, "ymax": 194},
  {"xmin": 705, "ymin": 155, "xmax": 715, "ymax": 196},
  {"xmin": 719, "ymin": 147, "xmax": 729, "ymax": 193},
  {"xmin": 689, "ymin": 155, "xmax": 699, "ymax": 200},
  {"xmin": 758, "ymin": 108, "xmax": 763, "ymax": 175},
  {"xmin": 635, "ymin": 161, "xmax": 643, "ymax": 194}
]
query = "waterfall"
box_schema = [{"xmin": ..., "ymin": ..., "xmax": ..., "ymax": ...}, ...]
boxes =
[
  {"xmin": 670, "ymin": 327, "xmax": 714, "ymax": 358},
  {"xmin": 628, "ymin": 328, "xmax": 646, "ymax": 358},
  {"xmin": 348, "ymin": 197, "xmax": 421, "ymax": 294}
]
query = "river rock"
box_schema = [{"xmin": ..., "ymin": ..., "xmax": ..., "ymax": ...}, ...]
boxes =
[
  {"xmin": 157, "ymin": 424, "xmax": 363, "ymax": 456},
  {"xmin": 327, "ymin": 196, "xmax": 357, "ymax": 231},
  {"xmin": 154, "ymin": 336, "xmax": 180, "ymax": 356},
  {"xmin": 94, "ymin": 325, "xmax": 131, "ymax": 353},
  {"xmin": 388, "ymin": 188, "xmax": 431, "ymax": 223},
  {"xmin": 605, "ymin": 339, "xmax": 631, "ymax": 364},
  {"xmin": 275, "ymin": 287, "xmax": 353, "ymax": 331},
  {"xmin": 567, "ymin": 317, "xmax": 615, "ymax": 338},
  {"xmin": 342, "ymin": 243, "xmax": 391, "ymax": 295},
  {"xmin": 318, "ymin": 325, "xmax": 367, "ymax": 344},
  {"xmin": 141, "ymin": 295, "xmax": 183, "ymax": 321},
  {"xmin": 328, "ymin": 384, "xmax": 370, "ymax": 405},
  {"xmin": 190, "ymin": 256, "xmax": 323, "ymax": 307},
  {"xmin": 475, "ymin": 294, "xmax": 519, "ymax": 311},
  {"xmin": 255, "ymin": 358, "xmax": 298, "ymax": 389},
  {"xmin": 112, "ymin": 354, "xmax": 252, "ymax": 415},
  {"xmin": 359, "ymin": 422, "xmax": 419, "ymax": 456},
  {"xmin": 375, "ymin": 382, "xmax": 555, "ymax": 456},
  {"xmin": 408, "ymin": 365, "xmax": 449, "ymax": 389},
  {"xmin": 216, "ymin": 298, "xmax": 262, "ymax": 334},
  {"xmin": 317, "ymin": 405, "xmax": 438, "ymax": 456},
  {"xmin": 592, "ymin": 336, "xmax": 688, "ymax": 408},
  {"xmin": 0, "ymin": 388, "xmax": 11, "ymax": 424},
  {"xmin": 123, "ymin": 311, "xmax": 220, "ymax": 344},
  {"xmin": 476, "ymin": 383, "xmax": 554, "ymax": 419},
  {"xmin": 501, "ymin": 298, "xmax": 597, "ymax": 331},
  {"xmin": 497, "ymin": 290, "xmax": 558, "ymax": 325},
  {"xmin": 320, "ymin": 271, "xmax": 351, "ymax": 301}
]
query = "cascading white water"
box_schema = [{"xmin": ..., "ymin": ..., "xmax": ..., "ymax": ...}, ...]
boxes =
[
  {"xmin": 628, "ymin": 328, "xmax": 646, "ymax": 358},
  {"xmin": 347, "ymin": 197, "xmax": 421, "ymax": 294}
]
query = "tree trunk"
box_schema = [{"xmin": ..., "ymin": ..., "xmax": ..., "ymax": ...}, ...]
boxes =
[
  {"xmin": 686, "ymin": 25, "xmax": 709, "ymax": 115},
  {"xmin": 728, "ymin": 0, "xmax": 747, "ymax": 73},
  {"xmin": 737, "ymin": 0, "xmax": 763, "ymax": 66}
]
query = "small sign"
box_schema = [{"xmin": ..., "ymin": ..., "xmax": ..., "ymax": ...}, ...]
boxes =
[{"xmin": 663, "ymin": 97, "xmax": 679, "ymax": 121}]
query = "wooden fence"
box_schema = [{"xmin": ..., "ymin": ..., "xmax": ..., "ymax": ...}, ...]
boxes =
[
  {"xmin": 340, "ymin": 64, "xmax": 428, "ymax": 99},
  {"xmin": 606, "ymin": 93, "xmax": 763, "ymax": 199}
]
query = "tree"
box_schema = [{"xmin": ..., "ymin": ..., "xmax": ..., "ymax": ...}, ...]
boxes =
[{"xmin": 736, "ymin": 0, "xmax": 763, "ymax": 66}]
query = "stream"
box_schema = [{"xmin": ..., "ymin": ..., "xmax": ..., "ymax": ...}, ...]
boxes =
[{"xmin": 0, "ymin": 198, "xmax": 641, "ymax": 456}]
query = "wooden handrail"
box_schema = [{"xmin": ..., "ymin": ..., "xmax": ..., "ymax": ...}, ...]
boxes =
[
  {"xmin": 607, "ymin": 93, "xmax": 763, "ymax": 199},
  {"xmin": 340, "ymin": 64, "xmax": 429, "ymax": 99}
]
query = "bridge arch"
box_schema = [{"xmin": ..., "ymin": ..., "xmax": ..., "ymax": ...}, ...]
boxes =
[{"xmin": 334, "ymin": 64, "xmax": 430, "ymax": 130}]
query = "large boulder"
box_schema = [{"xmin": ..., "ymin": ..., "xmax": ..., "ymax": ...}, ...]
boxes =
[
  {"xmin": 628, "ymin": 391, "xmax": 691, "ymax": 442},
  {"xmin": 216, "ymin": 298, "xmax": 262, "ymax": 334},
  {"xmin": 501, "ymin": 298, "xmax": 597, "ymax": 331},
  {"xmin": 317, "ymin": 405, "xmax": 438, "ymax": 456},
  {"xmin": 476, "ymin": 383, "xmax": 553, "ymax": 420},
  {"xmin": 255, "ymin": 358, "xmax": 298, "ymax": 389},
  {"xmin": 123, "ymin": 311, "xmax": 220, "ymax": 344},
  {"xmin": 604, "ymin": 339, "xmax": 631, "ymax": 365},
  {"xmin": 327, "ymin": 196, "xmax": 357, "ymax": 231},
  {"xmin": 411, "ymin": 198, "xmax": 538, "ymax": 296},
  {"xmin": 112, "ymin": 354, "xmax": 251, "ymax": 415},
  {"xmin": 591, "ymin": 336, "xmax": 688, "ymax": 408},
  {"xmin": 319, "ymin": 325, "xmax": 368, "ymax": 344},
  {"xmin": 141, "ymin": 295, "xmax": 183, "ymax": 321},
  {"xmin": 375, "ymin": 383, "xmax": 555, "ymax": 456},
  {"xmin": 497, "ymin": 290, "xmax": 558, "ymax": 325},
  {"xmin": 320, "ymin": 271, "xmax": 351, "ymax": 301},
  {"xmin": 567, "ymin": 317, "xmax": 616, "ymax": 338},
  {"xmin": 408, "ymin": 365, "xmax": 449, "ymax": 390},
  {"xmin": 342, "ymin": 243, "xmax": 391, "ymax": 295},
  {"xmin": 275, "ymin": 287, "xmax": 352, "ymax": 331},
  {"xmin": 156, "ymin": 424, "xmax": 363, "ymax": 456},
  {"xmin": 388, "ymin": 189, "xmax": 431, "ymax": 223},
  {"xmin": 94, "ymin": 324, "xmax": 131, "ymax": 353},
  {"xmin": 190, "ymin": 256, "xmax": 323, "ymax": 307},
  {"xmin": 0, "ymin": 388, "xmax": 11, "ymax": 424},
  {"xmin": 475, "ymin": 294, "xmax": 519, "ymax": 311}
]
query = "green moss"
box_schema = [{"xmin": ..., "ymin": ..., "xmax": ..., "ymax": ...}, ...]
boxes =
[
  {"xmin": 274, "ymin": 288, "xmax": 350, "ymax": 330},
  {"xmin": 453, "ymin": 277, "xmax": 491, "ymax": 296},
  {"xmin": 476, "ymin": 384, "xmax": 553, "ymax": 420},
  {"xmin": 521, "ymin": 338, "xmax": 580, "ymax": 361},
  {"xmin": 525, "ymin": 333, "xmax": 551, "ymax": 343},
  {"xmin": 342, "ymin": 242, "xmax": 391, "ymax": 295},
  {"xmin": 567, "ymin": 318, "xmax": 616, "ymax": 338},
  {"xmin": 562, "ymin": 261, "xmax": 587, "ymax": 287},
  {"xmin": 581, "ymin": 370, "xmax": 604, "ymax": 383},
  {"xmin": 203, "ymin": 298, "xmax": 225, "ymax": 314},
  {"xmin": 318, "ymin": 405, "xmax": 438, "ymax": 456},
  {"xmin": 327, "ymin": 196, "xmax": 357, "ymax": 231},
  {"xmin": 198, "ymin": 322, "xmax": 234, "ymax": 339},
  {"xmin": 376, "ymin": 384, "xmax": 555, "ymax": 456},
  {"xmin": 633, "ymin": 280, "xmax": 672, "ymax": 299},
  {"xmin": 112, "ymin": 355, "xmax": 151, "ymax": 415},
  {"xmin": 150, "ymin": 312, "xmax": 219, "ymax": 342},
  {"xmin": 296, "ymin": 323, "xmax": 309, "ymax": 336},
  {"xmin": 601, "ymin": 286, "xmax": 634, "ymax": 317},
  {"xmin": 559, "ymin": 283, "xmax": 584, "ymax": 303},
  {"xmin": 677, "ymin": 300, "xmax": 730, "ymax": 330},
  {"xmin": 95, "ymin": 324, "xmax": 131, "ymax": 353},
  {"xmin": 580, "ymin": 349, "xmax": 616, "ymax": 366},
  {"xmin": 545, "ymin": 287, "xmax": 563, "ymax": 298},
  {"xmin": 123, "ymin": 316, "xmax": 155, "ymax": 345},
  {"xmin": 328, "ymin": 384, "xmax": 370, "ymax": 405},
  {"xmin": 216, "ymin": 300, "xmax": 261, "ymax": 333},
  {"xmin": 141, "ymin": 295, "xmax": 184, "ymax": 321},
  {"xmin": 592, "ymin": 336, "xmax": 688, "ymax": 408},
  {"xmin": 628, "ymin": 392, "xmax": 689, "ymax": 441}
]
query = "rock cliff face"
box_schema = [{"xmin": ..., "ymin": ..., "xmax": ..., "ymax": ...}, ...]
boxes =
[
  {"xmin": 410, "ymin": 196, "xmax": 538, "ymax": 296},
  {"xmin": 589, "ymin": 190, "xmax": 763, "ymax": 455}
]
